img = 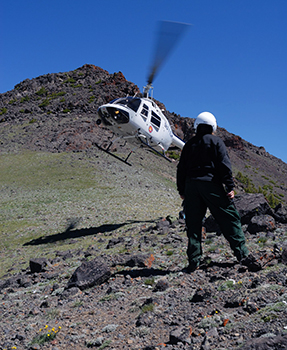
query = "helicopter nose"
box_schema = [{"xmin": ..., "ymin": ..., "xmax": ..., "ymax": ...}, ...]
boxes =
[
  {"xmin": 98, "ymin": 106, "xmax": 113, "ymax": 126},
  {"xmin": 98, "ymin": 106, "xmax": 129, "ymax": 125}
]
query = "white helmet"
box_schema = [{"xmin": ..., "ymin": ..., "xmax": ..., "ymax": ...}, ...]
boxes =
[{"xmin": 194, "ymin": 112, "xmax": 217, "ymax": 132}]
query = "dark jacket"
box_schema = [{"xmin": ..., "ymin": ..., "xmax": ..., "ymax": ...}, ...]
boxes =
[{"xmin": 177, "ymin": 133, "xmax": 234, "ymax": 195}]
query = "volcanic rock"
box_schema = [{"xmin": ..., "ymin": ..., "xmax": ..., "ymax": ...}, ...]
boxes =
[
  {"xmin": 29, "ymin": 258, "xmax": 49, "ymax": 273},
  {"xmin": 247, "ymin": 215, "xmax": 276, "ymax": 234},
  {"xmin": 234, "ymin": 193, "xmax": 274, "ymax": 224},
  {"xmin": 67, "ymin": 258, "xmax": 111, "ymax": 290}
]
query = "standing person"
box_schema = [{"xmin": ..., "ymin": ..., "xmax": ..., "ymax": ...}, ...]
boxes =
[{"xmin": 177, "ymin": 112, "xmax": 260, "ymax": 272}]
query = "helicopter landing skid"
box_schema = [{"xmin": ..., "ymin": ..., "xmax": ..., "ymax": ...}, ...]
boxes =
[
  {"xmin": 93, "ymin": 142, "xmax": 133, "ymax": 166},
  {"xmin": 138, "ymin": 138, "xmax": 172, "ymax": 163}
]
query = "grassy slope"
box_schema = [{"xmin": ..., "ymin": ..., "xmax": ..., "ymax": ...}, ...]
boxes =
[{"xmin": 0, "ymin": 149, "xmax": 181, "ymax": 278}]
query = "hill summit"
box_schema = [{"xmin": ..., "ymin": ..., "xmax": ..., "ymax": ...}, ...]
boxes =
[{"xmin": 0, "ymin": 64, "xmax": 286, "ymax": 205}]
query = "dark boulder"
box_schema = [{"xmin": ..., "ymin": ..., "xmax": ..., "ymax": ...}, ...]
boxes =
[
  {"xmin": 30, "ymin": 258, "xmax": 49, "ymax": 273},
  {"xmin": 67, "ymin": 259, "xmax": 111, "ymax": 290},
  {"xmin": 204, "ymin": 193, "xmax": 275, "ymax": 232},
  {"xmin": 234, "ymin": 193, "xmax": 274, "ymax": 224},
  {"xmin": 247, "ymin": 215, "xmax": 276, "ymax": 234},
  {"xmin": 0, "ymin": 274, "xmax": 32, "ymax": 292},
  {"xmin": 113, "ymin": 253, "xmax": 149, "ymax": 267},
  {"xmin": 113, "ymin": 254, "xmax": 149, "ymax": 267},
  {"xmin": 274, "ymin": 203, "xmax": 287, "ymax": 223},
  {"xmin": 124, "ymin": 254, "xmax": 148, "ymax": 267}
]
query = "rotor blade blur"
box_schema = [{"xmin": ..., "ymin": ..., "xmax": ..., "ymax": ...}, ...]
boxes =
[{"xmin": 147, "ymin": 21, "xmax": 190, "ymax": 85}]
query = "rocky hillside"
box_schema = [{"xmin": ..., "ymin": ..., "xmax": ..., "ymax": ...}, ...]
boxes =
[
  {"xmin": 1, "ymin": 187, "xmax": 287, "ymax": 350},
  {"xmin": 0, "ymin": 64, "xmax": 139, "ymax": 153},
  {"xmin": 1, "ymin": 65, "xmax": 287, "ymax": 350},
  {"xmin": 0, "ymin": 64, "xmax": 286, "ymax": 205}
]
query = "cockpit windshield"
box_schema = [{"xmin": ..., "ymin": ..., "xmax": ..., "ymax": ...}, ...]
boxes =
[{"xmin": 112, "ymin": 97, "xmax": 141, "ymax": 112}]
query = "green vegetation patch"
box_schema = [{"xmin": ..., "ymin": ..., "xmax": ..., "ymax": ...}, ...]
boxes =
[
  {"xmin": 36, "ymin": 87, "xmax": 48, "ymax": 96},
  {"xmin": 0, "ymin": 107, "xmax": 7, "ymax": 115},
  {"xmin": 235, "ymin": 171, "xmax": 282, "ymax": 208}
]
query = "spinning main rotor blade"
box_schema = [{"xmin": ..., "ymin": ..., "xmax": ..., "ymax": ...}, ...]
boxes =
[{"xmin": 147, "ymin": 21, "xmax": 190, "ymax": 85}]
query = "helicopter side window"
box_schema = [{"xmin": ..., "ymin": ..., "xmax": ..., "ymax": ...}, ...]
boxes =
[
  {"xmin": 141, "ymin": 104, "xmax": 149, "ymax": 120},
  {"xmin": 151, "ymin": 111, "xmax": 161, "ymax": 128}
]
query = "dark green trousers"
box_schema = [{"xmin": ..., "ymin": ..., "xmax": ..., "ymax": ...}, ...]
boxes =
[{"xmin": 184, "ymin": 179, "xmax": 249, "ymax": 266}]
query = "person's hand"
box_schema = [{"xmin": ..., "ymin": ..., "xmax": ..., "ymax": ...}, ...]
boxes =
[{"xmin": 227, "ymin": 190, "xmax": 235, "ymax": 199}]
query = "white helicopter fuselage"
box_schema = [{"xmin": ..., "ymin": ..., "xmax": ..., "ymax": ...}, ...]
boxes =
[{"xmin": 97, "ymin": 96, "xmax": 184, "ymax": 153}]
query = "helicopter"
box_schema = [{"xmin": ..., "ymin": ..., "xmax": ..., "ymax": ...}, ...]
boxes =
[{"xmin": 96, "ymin": 21, "xmax": 190, "ymax": 165}]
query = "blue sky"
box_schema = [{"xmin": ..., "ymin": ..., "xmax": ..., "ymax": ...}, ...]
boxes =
[{"xmin": 1, "ymin": 0, "xmax": 287, "ymax": 163}]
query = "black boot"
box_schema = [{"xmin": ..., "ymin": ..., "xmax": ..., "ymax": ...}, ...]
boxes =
[{"xmin": 240, "ymin": 253, "xmax": 262, "ymax": 272}]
